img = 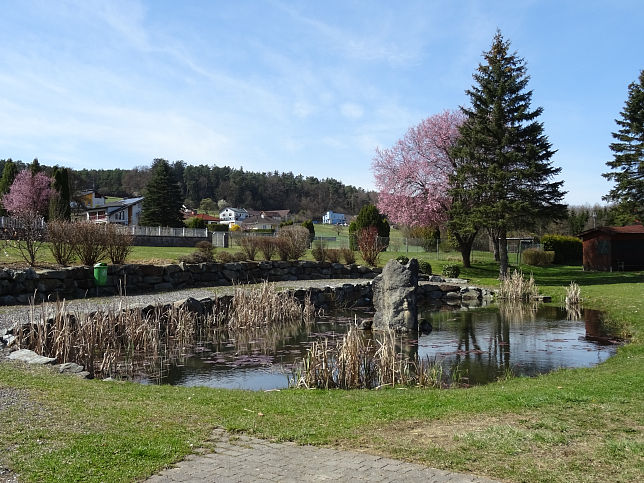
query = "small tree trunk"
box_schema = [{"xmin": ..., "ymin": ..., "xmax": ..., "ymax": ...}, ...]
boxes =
[
  {"xmin": 488, "ymin": 227, "xmax": 500, "ymax": 262},
  {"xmin": 454, "ymin": 229, "xmax": 478, "ymax": 268},
  {"xmin": 498, "ymin": 227, "xmax": 509, "ymax": 279}
]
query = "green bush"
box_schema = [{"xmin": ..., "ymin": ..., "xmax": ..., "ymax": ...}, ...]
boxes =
[
  {"xmin": 396, "ymin": 255, "xmax": 410, "ymax": 264},
  {"xmin": 185, "ymin": 217, "xmax": 207, "ymax": 229},
  {"xmin": 419, "ymin": 260, "xmax": 432, "ymax": 275},
  {"xmin": 442, "ymin": 264, "xmax": 460, "ymax": 278},
  {"xmin": 522, "ymin": 249, "xmax": 555, "ymax": 266},
  {"xmin": 541, "ymin": 234, "xmax": 582, "ymax": 265}
]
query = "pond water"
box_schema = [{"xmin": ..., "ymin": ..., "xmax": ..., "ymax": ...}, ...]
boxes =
[{"xmin": 144, "ymin": 306, "xmax": 619, "ymax": 390}]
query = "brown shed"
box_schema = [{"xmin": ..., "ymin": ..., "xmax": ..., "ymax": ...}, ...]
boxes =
[{"xmin": 579, "ymin": 224, "xmax": 644, "ymax": 271}]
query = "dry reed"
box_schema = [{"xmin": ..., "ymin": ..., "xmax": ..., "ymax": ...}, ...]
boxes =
[
  {"xmin": 291, "ymin": 327, "xmax": 459, "ymax": 390},
  {"xmin": 227, "ymin": 281, "xmax": 314, "ymax": 330},
  {"xmin": 498, "ymin": 270, "xmax": 539, "ymax": 302}
]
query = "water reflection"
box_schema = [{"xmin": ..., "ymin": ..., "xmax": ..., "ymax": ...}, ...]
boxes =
[{"xmin": 144, "ymin": 306, "xmax": 619, "ymax": 390}]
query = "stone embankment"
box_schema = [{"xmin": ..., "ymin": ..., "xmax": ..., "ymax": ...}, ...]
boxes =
[{"xmin": 0, "ymin": 261, "xmax": 380, "ymax": 306}]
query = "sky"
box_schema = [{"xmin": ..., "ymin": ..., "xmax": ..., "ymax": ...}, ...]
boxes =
[{"xmin": 0, "ymin": 0, "xmax": 642, "ymax": 205}]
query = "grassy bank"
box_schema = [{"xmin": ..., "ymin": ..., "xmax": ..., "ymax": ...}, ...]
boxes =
[{"xmin": 0, "ymin": 265, "xmax": 642, "ymax": 482}]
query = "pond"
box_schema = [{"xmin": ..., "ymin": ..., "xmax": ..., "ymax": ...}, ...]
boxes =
[{"xmin": 142, "ymin": 305, "xmax": 619, "ymax": 390}]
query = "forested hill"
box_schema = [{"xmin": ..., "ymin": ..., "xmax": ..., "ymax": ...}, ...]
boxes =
[{"xmin": 0, "ymin": 159, "xmax": 376, "ymax": 218}]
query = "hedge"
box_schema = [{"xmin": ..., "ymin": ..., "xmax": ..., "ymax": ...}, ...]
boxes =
[
  {"xmin": 541, "ymin": 234, "xmax": 582, "ymax": 265},
  {"xmin": 522, "ymin": 248, "xmax": 555, "ymax": 266}
]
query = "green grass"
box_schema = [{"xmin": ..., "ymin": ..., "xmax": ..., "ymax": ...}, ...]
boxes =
[{"xmin": 1, "ymin": 258, "xmax": 643, "ymax": 481}]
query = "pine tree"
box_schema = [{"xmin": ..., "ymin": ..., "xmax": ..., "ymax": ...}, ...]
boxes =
[
  {"xmin": 603, "ymin": 70, "xmax": 644, "ymax": 219},
  {"xmin": 450, "ymin": 30, "xmax": 566, "ymax": 278},
  {"xmin": 140, "ymin": 159, "xmax": 184, "ymax": 227}
]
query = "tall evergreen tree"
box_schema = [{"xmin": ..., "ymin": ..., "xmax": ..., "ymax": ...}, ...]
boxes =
[
  {"xmin": 603, "ymin": 70, "xmax": 644, "ymax": 219},
  {"xmin": 49, "ymin": 166, "xmax": 72, "ymax": 221},
  {"xmin": 30, "ymin": 158, "xmax": 41, "ymax": 175},
  {"xmin": 450, "ymin": 30, "xmax": 566, "ymax": 278},
  {"xmin": 140, "ymin": 159, "xmax": 184, "ymax": 227},
  {"xmin": 0, "ymin": 159, "xmax": 19, "ymax": 215}
]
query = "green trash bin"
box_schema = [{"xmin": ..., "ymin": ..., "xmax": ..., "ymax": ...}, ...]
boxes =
[{"xmin": 93, "ymin": 263, "xmax": 108, "ymax": 286}]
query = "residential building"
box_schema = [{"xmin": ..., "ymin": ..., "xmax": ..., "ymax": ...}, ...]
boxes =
[
  {"xmin": 79, "ymin": 197, "xmax": 144, "ymax": 225},
  {"xmin": 322, "ymin": 210, "xmax": 346, "ymax": 225},
  {"xmin": 219, "ymin": 207, "xmax": 249, "ymax": 224}
]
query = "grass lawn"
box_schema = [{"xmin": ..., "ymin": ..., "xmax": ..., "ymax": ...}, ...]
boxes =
[{"xmin": 0, "ymin": 254, "xmax": 642, "ymax": 481}]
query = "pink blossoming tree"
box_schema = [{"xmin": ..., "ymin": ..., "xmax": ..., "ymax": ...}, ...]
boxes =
[
  {"xmin": 372, "ymin": 110, "xmax": 479, "ymax": 267},
  {"xmin": 1, "ymin": 169, "xmax": 54, "ymax": 266},
  {"xmin": 2, "ymin": 169, "xmax": 54, "ymax": 216}
]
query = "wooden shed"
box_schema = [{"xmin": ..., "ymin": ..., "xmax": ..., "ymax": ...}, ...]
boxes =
[{"xmin": 579, "ymin": 224, "xmax": 644, "ymax": 271}]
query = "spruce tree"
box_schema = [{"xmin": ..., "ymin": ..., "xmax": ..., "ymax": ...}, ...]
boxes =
[
  {"xmin": 450, "ymin": 31, "xmax": 566, "ymax": 278},
  {"xmin": 49, "ymin": 166, "xmax": 72, "ymax": 221},
  {"xmin": 603, "ymin": 70, "xmax": 644, "ymax": 219},
  {"xmin": 0, "ymin": 159, "xmax": 18, "ymax": 215},
  {"xmin": 140, "ymin": 158, "xmax": 184, "ymax": 227}
]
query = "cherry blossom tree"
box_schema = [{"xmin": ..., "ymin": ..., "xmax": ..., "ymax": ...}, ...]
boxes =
[
  {"xmin": 1, "ymin": 169, "xmax": 54, "ymax": 266},
  {"xmin": 2, "ymin": 169, "xmax": 54, "ymax": 216},
  {"xmin": 373, "ymin": 110, "xmax": 464, "ymax": 227},
  {"xmin": 372, "ymin": 110, "xmax": 480, "ymax": 267}
]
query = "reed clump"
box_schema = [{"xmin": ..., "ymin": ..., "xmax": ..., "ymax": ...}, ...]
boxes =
[
  {"xmin": 564, "ymin": 281, "xmax": 582, "ymax": 320},
  {"xmin": 498, "ymin": 270, "xmax": 539, "ymax": 302},
  {"xmin": 290, "ymin": 327, "xmax": 459, "ymax": 389},
  {"xmin": 228, "ymin": 281, "xmax": 314, "ymax": 330},
  {"xmin": 17, "ymin": 300, "xmax": 208, "ymax": 379}
]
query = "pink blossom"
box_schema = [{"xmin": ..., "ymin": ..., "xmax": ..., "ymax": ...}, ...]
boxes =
[
  {"xmin": 2, "ymin": 169, "xmax": 54, "ymax": 216},
  {"xmin": 372, "ymin": 110, "xmax": 464, "ymax": 227}
]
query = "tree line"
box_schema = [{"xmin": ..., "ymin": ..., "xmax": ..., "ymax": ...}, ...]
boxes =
[{"xmin": 0, "ymin": 161, "xmax": 376, "ymax": 219}]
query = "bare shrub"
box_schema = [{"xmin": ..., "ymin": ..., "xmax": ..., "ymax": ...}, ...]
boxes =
[
  {"xmin": 47, "ymin": 220, "xmax": 76, "ymax": 266},
  {"xmin": 215, "ymin": 250, "xmax": 244, "ymax": 263},
  {"xmin": 72, "ymin": 222, "xmax": 106, "ymax": 265},
  {"xmin": 277, "ymin": 225, "xmax": 309, "ymax": 260},
  {"xmin": 357, "ymin": 226, "xmax": 384, "ymax": 267},
  {"xmin": 339, "ymin": 247, "xmax": 356, "ymax": 265},
  {"xmin": 257, "ymin": 237, "xmax": 276, "ymax": 261},
  {"xmin": 311, "ymin": 240, "xmax": 327, "ymax": 262},
  {"xmin": 1, "ymin": 212, "xmax": 47, "ymax": 266},
  {"xmin": 104, "ymin": 224, "xmax": 134, "ymax": 264},
  {"xmin": 326, "ymin": 248, "xmax": 341, "ymax": 263},
  {"xmin": 239, "ymin": 236, "xmax": 260, "ymax": 261},
  {"xmin": 180, "ymin": 241, "xmax": 215, "ymax": 263},
  {"xmin": 274, "ymin": 237, "xmax": 290, "ymax": 261}
]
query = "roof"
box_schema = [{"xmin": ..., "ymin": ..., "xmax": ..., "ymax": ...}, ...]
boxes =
[
  {"xmin": 579, "ymin": 224, "xmax": 644, "ymax": 239},
  {"xmin": 193, "ymin": 213, "xmax": 220, "ymax": 222}
]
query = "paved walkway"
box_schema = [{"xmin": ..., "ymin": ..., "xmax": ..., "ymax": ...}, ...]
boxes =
[{"xmin": 147, "ymin": 428, "xmax": 498, "ymax": 483}]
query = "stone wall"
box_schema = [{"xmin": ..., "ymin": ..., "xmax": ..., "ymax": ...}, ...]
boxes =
[{"xmin": 0, "ymin": 261, "xmax": 381, "ymax": 305}]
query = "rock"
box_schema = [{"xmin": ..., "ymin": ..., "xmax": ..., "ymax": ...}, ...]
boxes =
[
  {"xmin": 372, "ymin": 258, "xmax": 419, "ymax": 332},
  {"xmin": 8, "ymin": 349, "xmax": 56, "ymax": 365},
  {"xmin": 173, "ymin": 297, "xmax": 205, "ymax": 316},
  {"xmin": 58, "ymin": 362, "xmax": 85, "ymax": 374}
]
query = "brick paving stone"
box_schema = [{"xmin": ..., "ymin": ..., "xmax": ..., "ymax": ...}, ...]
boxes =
[{"xmin": 147, "ymin": 428, "xmax": 500, "ymax": 483}]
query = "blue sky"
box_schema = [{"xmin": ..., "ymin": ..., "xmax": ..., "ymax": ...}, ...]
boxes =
[{"xmin": 1, "ymin": 1, "xmax": 642, "ymax": 205}]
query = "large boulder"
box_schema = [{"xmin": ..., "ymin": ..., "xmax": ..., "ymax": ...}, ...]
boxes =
[{"xmin": 372, "ymin": 259, "xmax": 419, "ymax": 332}]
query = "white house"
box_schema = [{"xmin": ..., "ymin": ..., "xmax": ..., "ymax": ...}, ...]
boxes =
[
  {"xmin": 81, "ymin": 197, "xmax": 144, "ymax": 225},
  {"xmin": 219, "ymin": 207, "xmax": 249, "ymax": 224},
  {"xmin": 322, "ymin": 210, "xmax": 346, "ymax": 225}
]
